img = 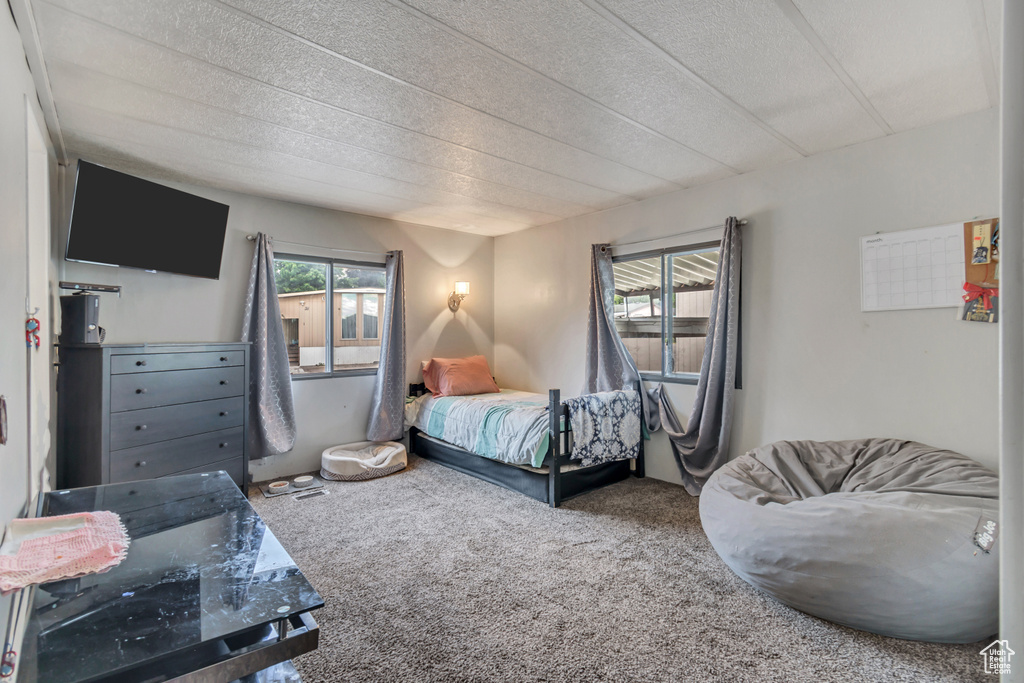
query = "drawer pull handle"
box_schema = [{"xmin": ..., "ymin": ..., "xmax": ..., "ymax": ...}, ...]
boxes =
[
  {"xmin": 220, "ymin": 380, "xmax": 229, "ymax": 385},
  {"xmin": 136, "ymin": 360, "xmax": 146, "ymax": 367},
  {"xmin": 135, "ymin": 425, "xmax": 147, "ymax": 431},
  {"xmin": 219, "ymin": 442, "xmax": 228, "ymax": 448},
  {"xmin": 220, "ymin": 356, "xmax": 228, "ymax": 361},
  {"xmin": 136, "ymin": 461, "xmax": 146, "ymax": 468},
  {"xmin": 135, "ymin": 388, "xmax": 147, "ymax": 394},
  {"xmin": 220, "ymin": 411, "xmax": 228, "ymax": 417}
]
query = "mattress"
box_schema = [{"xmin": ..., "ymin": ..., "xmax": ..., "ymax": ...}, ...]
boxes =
[{"xmin": 405, "ymin": 390, "xmax": 553, "ymax": 467}]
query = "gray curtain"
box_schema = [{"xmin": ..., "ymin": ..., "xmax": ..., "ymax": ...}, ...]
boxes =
[
  {"xmin": 661, "ymin": 217, "xmax": 742, "ymax": 495},
  {"xmin": 582, "ymin": 244, "xmax": 658, "ymax": 430},
  {"xmin": 367, "ymin": 250, "xmax": 405, "ymax": 441},
  {"xmin": 241, "ymin": 233, "xmax": 296, "ymax": 458}
]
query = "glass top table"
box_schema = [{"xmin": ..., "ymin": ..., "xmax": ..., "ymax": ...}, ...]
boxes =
[{"xmin": 16, "ymin": 471, "xmax": 323, "ymax": 683}]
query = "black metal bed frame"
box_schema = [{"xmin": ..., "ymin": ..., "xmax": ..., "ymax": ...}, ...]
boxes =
[{"xmin": 407, "ymin": 385, "xmax": 644, "ymax": 507}]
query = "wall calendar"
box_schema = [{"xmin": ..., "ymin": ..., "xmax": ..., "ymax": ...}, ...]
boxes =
[{"xmin": 860, "ymin": 223, "xmax": 964, "ymax": 312}]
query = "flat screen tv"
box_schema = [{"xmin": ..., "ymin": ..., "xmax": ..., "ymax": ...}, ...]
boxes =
[{"xmin": 65, "ymin": 161, "xmax": 230, "ymax": 279}]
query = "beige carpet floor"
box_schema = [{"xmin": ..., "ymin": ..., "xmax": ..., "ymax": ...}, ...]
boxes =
[{"xmin": 249, "ymin": 454, "xmax": 991, "ymax": 683}]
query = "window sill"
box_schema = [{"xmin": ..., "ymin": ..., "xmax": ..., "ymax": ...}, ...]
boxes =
[
  {"xmin": 290, "ymin": 368, "xmax": 379, "ymax": 381},
  {"xmin": 639, "ymin": 372, "xmax": 699, "ymax": 386}
]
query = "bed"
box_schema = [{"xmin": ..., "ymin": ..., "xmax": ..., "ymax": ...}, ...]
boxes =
[{"xmin": 406, "ymin": 384, "xmax": 644, "ymax": 507}]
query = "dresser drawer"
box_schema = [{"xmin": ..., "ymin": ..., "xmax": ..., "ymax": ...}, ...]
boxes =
[
  {"xmin": 110, "ymin": 366, "xmax": 245, "ymax": 411},
  {"xmin": 173, "ymin": 457, "xmax": 244, "ymax": 487},
  {"xmin": 110, "ymin": 427, "xmax": 244, "ymax": 482},
  {"xmin": 109, "ymin": 397, "xmax": 244, "ymax": 450},
  {"xmin": 108, "ymin": 481, "xmax": 242, "ymax": 535},
  {"xmin": 110, "ymin": 350, "xmax": 245, "ymax": 374}
]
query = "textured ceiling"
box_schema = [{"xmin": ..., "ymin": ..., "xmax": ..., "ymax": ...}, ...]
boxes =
[{"xmin": 19, "ymin": 0, "xmax": 999, "ymax": 236}]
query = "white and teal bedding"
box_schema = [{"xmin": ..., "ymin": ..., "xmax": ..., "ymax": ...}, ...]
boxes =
[{"xmin": 405, "ymin": 390, "xmax": 554, "ymax": 467}]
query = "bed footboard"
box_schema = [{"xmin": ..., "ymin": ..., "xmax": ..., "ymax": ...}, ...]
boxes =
[
  {"xmin": 545, "ymin": 387, "xmax": 644, "ymax": 508},
  {"xmin": 548, "ymin": 389, "xmax": 563, "ymax": 506}
]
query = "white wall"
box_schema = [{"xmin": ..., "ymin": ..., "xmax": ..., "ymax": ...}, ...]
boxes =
[
  {"xmin": 59, "ymin": 173, "xmax": 496, "ymax": 481},
  {"xmin": 495, "ymin": 108, "xmax": 1000, "ymax": 481},
  {"xmin": 0, "ymin": 3, "xmax": 58, "ymax": 660}
]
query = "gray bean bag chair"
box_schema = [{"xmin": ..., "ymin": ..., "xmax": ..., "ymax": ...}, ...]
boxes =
[{"xmin": 699, "ymin": 439, "xmax": 998, "ymax": 643}]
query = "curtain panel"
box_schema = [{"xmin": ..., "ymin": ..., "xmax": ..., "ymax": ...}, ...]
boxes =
[
  {"xmin": 241, "ymin": 233, "xmax": 297, "ymax": 458},
  {"xmin": 582, "ymin": 243, "xmax": 659, "ymax": 431},
  {"xmin": 661, "ymin": 217, "xmax": 742, "ymax": 494},
  {"xmin": 367, "ymin": 250, "xmax": 406, "ymax": 441},
  {"xmin": 585, "ymin": 217, "xmax": 742, "ymax": 495}
]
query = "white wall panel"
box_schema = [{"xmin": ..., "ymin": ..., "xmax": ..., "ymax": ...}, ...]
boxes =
[
  {"xmin": 0, "ymin": 3, "xmax": 57, "ymax": 663},
  {"xmin": 983, "ymin": 0, "xmax": 1001, "ymax": 90},
  {"xmin": 25, "ymin": 98, "xmax": 53, "ymax": 501}
]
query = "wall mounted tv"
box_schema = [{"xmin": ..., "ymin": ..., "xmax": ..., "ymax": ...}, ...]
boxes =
[{"xmin": 65, "ymin": 161, "xmax": 230, "ymax": 279}]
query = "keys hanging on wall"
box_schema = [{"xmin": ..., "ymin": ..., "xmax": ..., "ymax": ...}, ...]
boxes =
[{"xmin": 25, "ymin": 317, "xmax": 40, "ymax": 349}]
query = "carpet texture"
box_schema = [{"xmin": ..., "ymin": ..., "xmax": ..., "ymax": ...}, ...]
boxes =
[{"xmin": 249, "ymin": 455, "xmax": 992, "ymax": 682}]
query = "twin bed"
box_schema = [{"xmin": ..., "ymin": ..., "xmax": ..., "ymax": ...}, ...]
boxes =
[{"xmin": 405, "ymin": 382, "xmax": 644, "ymax": 507}]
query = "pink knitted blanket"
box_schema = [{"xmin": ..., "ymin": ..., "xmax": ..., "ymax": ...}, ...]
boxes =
[{"xmin": 0, "ymin": 511, "xmax": 130, "ymax": 594}]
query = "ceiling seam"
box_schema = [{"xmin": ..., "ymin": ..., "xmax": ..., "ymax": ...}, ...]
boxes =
[
  {"xmin": 33, "ymin": 0, "xmax": 651, "ymax": 201},
  {"xmin": 966, "ymin": 0, "xmax": 999, "ymax": 107},
  {"xmin": 203, "ymin": 0, "xmax": 692, "ymax": 186},
  {"xmin": 381, "ymin": 0, "xmax": 740, "ymax": 173},
  {"xmin": 12, "ymin": 0, "xmax": 67, "ymax": 163},
  {"xmin": 50, "ymin": 59, "xmax": 605, "ymax": 216},
  {"xmin": 61, "ymin": 103, "xmax": 562, "ymax": 225},
  {"xmin": 67, "ymin": 133, "xmax": 526, "ymax": 234},
  {"xmin": 772, "ymin": 0, "xmax": 894, "ymax": 135},
  {"xmin": 578, "ymin": 0, "xmax": 810, "ymax": 157}
]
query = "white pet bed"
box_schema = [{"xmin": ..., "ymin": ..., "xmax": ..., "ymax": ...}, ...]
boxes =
[{"xmin": 321, "ymin": 441, "xmax": 407, "ymax": 481}]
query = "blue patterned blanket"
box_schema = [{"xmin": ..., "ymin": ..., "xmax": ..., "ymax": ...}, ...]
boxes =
[{"xmin": 561, "ymin": 390, "xmax": 642, "ymax": 467}]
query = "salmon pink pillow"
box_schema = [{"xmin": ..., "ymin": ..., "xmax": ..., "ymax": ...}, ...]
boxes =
[{"xmin": 423, "ymin": 356, "xmax": 499, "ymax": 397}]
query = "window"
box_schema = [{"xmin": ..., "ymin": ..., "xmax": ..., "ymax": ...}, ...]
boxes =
[
  {"xmin": 612, "ymin": 242, "xmax": 721, "ymax": 383},
  {"xmin": 274, "ymin": 254, "xmax": 387, "ymax": 377},
  {"xmin": 340, "ymin": 293, "xmax": 357, "ymax": 340}
]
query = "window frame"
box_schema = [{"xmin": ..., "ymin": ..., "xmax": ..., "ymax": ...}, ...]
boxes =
[
  {"xmin": 612, "ymin": 240, "xmax": 722, "ymax": 386},
  {"xmin": 275, "ymin": 252, "xmax": 387, "ymax": 381}
]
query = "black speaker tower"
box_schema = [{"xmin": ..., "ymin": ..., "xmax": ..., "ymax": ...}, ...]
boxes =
[{"xmin": 59, "ymin": 294, "xmax": 101, "ymax": 344}]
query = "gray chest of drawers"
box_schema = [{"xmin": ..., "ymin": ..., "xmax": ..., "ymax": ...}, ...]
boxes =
[{"xmin": 57, "ymin": 343, "xmax": 250, "ymax": 492}]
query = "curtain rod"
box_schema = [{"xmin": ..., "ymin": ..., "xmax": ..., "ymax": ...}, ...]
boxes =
[
  {"xmin": 609, "ymin": 218, "xmax": 747, "ymax": 251},
  {"xmin": 246, "ymin": 233, "xmax": 388, "ymax": 259}
]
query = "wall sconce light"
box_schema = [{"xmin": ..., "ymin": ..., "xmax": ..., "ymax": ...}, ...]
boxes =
[{"xmin": 448, "ymin": 281, "xmax": 470, "ymax": 312}]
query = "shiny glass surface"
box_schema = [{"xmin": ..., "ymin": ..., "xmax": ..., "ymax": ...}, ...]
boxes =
[{"xmin": 19, "ymin": 472, "xmax": 322, "ymax": 683}]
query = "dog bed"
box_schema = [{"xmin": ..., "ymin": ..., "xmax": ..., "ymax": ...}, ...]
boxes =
[
  {"xmin": 321, "ymin": 441, "xmax": 407, "ymax": 481},
  {"xmin": 699, "ymin": 438, "xmax": 999, "ymax": 643}
]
